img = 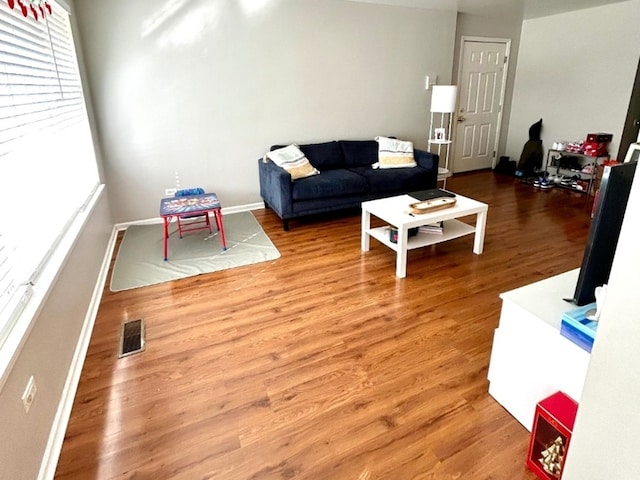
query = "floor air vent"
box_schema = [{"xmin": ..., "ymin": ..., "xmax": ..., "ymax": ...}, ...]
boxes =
[{"xmin": 118, "ymin": 319, "xmax": 145, "ymax": 358}]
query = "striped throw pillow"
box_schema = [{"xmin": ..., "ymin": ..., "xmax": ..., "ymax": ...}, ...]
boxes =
[
  {"xmin": 374, "ymin": 136, "xmax": 417, "ymax": 169},
  {"xmin": 264, "ymin": 144, "xmax": 320, "ymax": 180}
]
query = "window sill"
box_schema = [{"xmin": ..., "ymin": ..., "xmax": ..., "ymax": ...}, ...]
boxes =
[{"xmin": 0, "ymin": 185, "xmax": 105, "ymax": 391}]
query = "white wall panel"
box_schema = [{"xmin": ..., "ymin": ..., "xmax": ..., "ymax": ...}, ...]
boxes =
[
  {"xmin": 73, "ymin": 0, "xmax": 457, "ymax": 223},
  {"xmin": 505, "ymin": 1, "xmax": 640, "ymax": 164},
  {"xmin": 0, "ymin": 192, "xmax": 112, "ymax": 479}
]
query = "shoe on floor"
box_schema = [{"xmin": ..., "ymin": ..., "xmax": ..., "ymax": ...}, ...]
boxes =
[
  {"xmin": 569, "ymin": 175, "xmax": 581, "ymax": 189},
  {"xmin": 548, "ymin": 174, "xmax": 562, "ymax": 184},
  {"xmin": 540, "ymin": 178, "xmax": 555, "ymax": 189}
]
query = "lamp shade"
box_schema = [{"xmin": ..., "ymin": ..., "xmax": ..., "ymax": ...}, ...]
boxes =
[{"xmin": 430, "ymin": 85, "xmax": 457, "ymax": 113}]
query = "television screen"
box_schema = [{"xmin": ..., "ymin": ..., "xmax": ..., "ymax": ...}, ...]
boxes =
[{"xmin": 572, "ymin": 160, "xmax": 637, "ymax": 305}]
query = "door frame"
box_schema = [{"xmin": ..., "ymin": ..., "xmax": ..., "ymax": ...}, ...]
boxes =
[
  {"xmin": 618, "ymin": 56, "xmax": 640, "ymax": 160},
  {"xmin": 452, "ymin": 36, "xmax": 511, "ymax": 172}
]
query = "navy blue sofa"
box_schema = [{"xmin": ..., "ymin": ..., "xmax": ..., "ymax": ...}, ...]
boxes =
[{"xmin": 258, "ymin": 139, "xmax": 439, "ymax": 230}]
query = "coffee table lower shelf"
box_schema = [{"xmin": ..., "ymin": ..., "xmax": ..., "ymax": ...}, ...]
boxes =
[{"xmin": 367, "ymin": 220, "xmax": 476, "ymax": 251}]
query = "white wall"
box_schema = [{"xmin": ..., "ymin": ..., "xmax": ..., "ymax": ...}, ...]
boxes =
[
  {"xmin": 0, "ymin": 193, "xmax": 112, "ymax": 480},
  {"xmin": 563, "ymin": 164, "xmax": 640, "ymax": 478},
  {"xmin": 72, "ymin": 0, "xmax": 457, "ymax": 224},
  {"xmin": 506, "ymin": 1, "xmax": 640, "ymax": 164}
]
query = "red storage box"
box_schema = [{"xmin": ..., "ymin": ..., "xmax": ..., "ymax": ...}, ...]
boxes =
[
  {"xmin": 583, "ymin": 141, "xmax": 609, "ymax": 157},
  {"xmin": 586, "ymin": 133, "xmax": 613, "ymax": 143},
  {"xmin": 527, "ymin": 391, "xmax": 578, "ymax": 479}
]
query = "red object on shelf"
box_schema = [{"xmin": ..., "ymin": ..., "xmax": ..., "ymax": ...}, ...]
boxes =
[
  {"xmin": 583, "ymin": 133, "xmax": 612, "ymax": 157},
  {"xmin": 526, "ymin": 391, "xmax": 578, "ymax": 480},
  {"xmin": 583, "ymin": 142, "xmax": 609, "ymax": 157},
  {"xmin": 586, "ymin": 133, "xmax": 613, "ymax": 143}
]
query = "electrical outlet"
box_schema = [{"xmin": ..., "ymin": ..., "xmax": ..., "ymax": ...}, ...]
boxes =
[
  {"xmin": 22, "ymin": 376, "xmax": 37, "ymax": 413},
  {"xmin": 165, "ymin": 188, "xmax": 177, "ymax": 196}
]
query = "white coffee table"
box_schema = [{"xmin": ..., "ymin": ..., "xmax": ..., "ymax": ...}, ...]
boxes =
[{"xmin": 361, "ymin": 192, "xmax": 488, "ymax": 277}]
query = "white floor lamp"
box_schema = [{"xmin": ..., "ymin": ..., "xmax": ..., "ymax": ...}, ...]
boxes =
[{"xmin": 428, "ymin": 85, "xmax": 457, "ymax": 189}]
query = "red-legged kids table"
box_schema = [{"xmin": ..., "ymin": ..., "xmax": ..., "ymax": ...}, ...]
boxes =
[{"xmin": 159, "ymin": 193, "xmax": 227, "ymax": 261}]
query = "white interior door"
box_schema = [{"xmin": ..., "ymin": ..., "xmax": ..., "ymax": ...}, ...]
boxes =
[{"xmin": 453, "ymin": 39, "xmax": 509, "ymax": 173}]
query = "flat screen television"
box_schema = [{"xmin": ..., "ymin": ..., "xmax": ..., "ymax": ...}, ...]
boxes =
[{"xmin": 571, "ymin": 160, "xmax": 637, "ymax": 305}]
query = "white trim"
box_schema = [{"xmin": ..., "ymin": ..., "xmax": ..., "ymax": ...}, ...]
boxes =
[
  {"xmin": 222, "ymin": 202, "xmax": 265, "ymax": 216},
  {"xmin": 35, "ymin": 198, "xmax": 266, "ymax": 477},
  {"xmin": 37, "ymin": 224, "xmax": 117, "ymax": 480},
  {"xmin": 113, "ymin": 201, "xmax": 266, "ymax": 231},
  {"xmin": 0, "ymin": 186, "xmax": 106, "ymax": 391},
  {"xmin": 454, "ymin": 36, "xmax": 511, "ymax": 171},
  {"xmin": 460, "ymin": 35, "xmax": 511, "ymax": 44},
  {"xmin": 32, "ymin": 197, "xmax": 266, "ymax": 477},
  {"xmin": 54, "ymin": 0, "xmax": 72, "ymax": 14}
]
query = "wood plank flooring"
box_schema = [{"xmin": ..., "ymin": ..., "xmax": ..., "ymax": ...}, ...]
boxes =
[{"xmin": 55, "ymin": 171, "xmax": 593, "ymax": 479}]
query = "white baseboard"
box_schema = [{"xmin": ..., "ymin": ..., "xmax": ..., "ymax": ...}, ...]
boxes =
[
  {"xmin": 37, "ymin": 225, "xmax": 118, "ymax": 480},
  {"xmin": 36, "ymin": 199, "xmax": 265, "ymax": 478},
  {"xmin": 221, "ymin": 202, "xmax": 265, "ymax": 215},
  {"xmin": 114, "ymin": 201, "xmax": 265, "ymax": 230}
]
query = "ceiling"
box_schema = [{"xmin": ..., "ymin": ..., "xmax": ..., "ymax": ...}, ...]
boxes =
[{"xmin": 346, "ymin": 0, "xmax": 631, "ymax": 19}]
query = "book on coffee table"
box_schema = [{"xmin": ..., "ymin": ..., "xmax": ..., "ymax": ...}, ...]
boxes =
[{"xmin": 419, "ymin": 221, "xmax": 444, "ymax": 234}]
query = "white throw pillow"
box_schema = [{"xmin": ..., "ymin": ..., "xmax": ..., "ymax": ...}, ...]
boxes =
[
  {"xmin": 263, "ymin": 144, "xmax": 320, "ymax": 180},
  {"xmin": 373, "ymin": 136, "xmax": 417, "ymax": 169}
]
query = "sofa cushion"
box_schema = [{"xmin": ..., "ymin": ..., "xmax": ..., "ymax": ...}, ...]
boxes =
[
  {"xmin": 374, "ymin": 136, "xmax": 417, "ymax": 169},
  {"xmin": 292, "ymin": 169, "xmax": 367, "ymax": 201},
  {"xmin": 265, "ymin": 144, "xmax": 319, "ymax": 180},
  {"xmin": 339, "ymin": 140, "xmax": 379, "ymax": 168},
  {"xmin": 349, "ymin": 166, "xmax": 431, "ymax": 194},
  {"xmin": 298, "ymin": 141, "xmax": 344, "ymax": 171}
]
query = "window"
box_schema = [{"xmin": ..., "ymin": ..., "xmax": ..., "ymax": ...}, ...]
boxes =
[{"xmin": 0, "ymin": 1, "xmax": 99, "ymax": 365}]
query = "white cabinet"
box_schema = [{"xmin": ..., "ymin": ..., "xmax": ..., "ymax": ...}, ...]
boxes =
[{"xmin": 487, "ymin": 269, "xmax": 591, "ymax": 431}]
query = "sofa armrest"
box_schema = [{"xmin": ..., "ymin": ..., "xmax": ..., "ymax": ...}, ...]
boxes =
[
  {"xmin": 414, "ymin": 148, "xmax": 439, "ymax": 172},
  {"xmin": 258, "ymin": 158, "xmax": 294, "ymax": 218}
]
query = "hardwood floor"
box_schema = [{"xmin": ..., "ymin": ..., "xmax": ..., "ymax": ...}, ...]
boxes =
[{"xmin": 55, "ymin": 171, "xmax": 593, "ymax": 479}]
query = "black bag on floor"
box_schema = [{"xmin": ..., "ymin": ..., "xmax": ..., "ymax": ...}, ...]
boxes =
[
  {"xmin": 516, "ymin": 118, "xmax": 543, "ymax": 177},
  {"xmin": 494, "ymin": 156, "xmax": 516, "ymax": 175}
]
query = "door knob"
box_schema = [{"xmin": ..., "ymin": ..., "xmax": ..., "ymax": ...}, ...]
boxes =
[{"xmin": 457, "ymin": 116, "xmax": 466, "ymax": 122}]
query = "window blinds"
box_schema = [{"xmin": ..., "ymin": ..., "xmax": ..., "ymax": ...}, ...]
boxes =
[{"xmin": 0, "ymin": 1, "xmax": 99, "ymax": 347}]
